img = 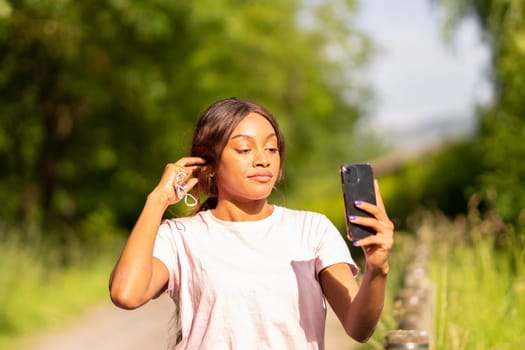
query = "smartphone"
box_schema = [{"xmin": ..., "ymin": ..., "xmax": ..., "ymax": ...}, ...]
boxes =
[{"xmin": 340, "ymin": 163, "xmax": 376, "ymax": 240}]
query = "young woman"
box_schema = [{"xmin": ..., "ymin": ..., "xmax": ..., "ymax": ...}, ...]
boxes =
[{"xmin": 109, "ymin": 98, "xmax": 394, "ymax": 349}]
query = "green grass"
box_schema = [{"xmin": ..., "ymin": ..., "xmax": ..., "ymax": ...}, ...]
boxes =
[
  {"xmin": 423, "ymin": 212, "xmax": 525, "ymax": 349},
  {"xmin": 0, "ymin": 225, "xmax": 124, "ymax": 349},
  {"xmin": 351, "ymin": 207, "xmax": 525, "ymax": 349}
]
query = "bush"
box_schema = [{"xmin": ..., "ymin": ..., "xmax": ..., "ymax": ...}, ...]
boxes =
[{"xmin": 0, "ymin": 223, "xmax": 123, "ymax": 349}]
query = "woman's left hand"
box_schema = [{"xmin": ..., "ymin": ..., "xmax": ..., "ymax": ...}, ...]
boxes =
[{"xmin": 350, "ymin": 180, "xmax": 394, "ymax": 275}]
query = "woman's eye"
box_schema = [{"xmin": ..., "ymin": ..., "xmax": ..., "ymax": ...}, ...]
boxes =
[
  {"xmin": 236, "ymin": 149, "xmax": 251, "ymax": 154},
  {"xmin": 266, "ymin": 147, "xmax": 279, "ymax": 153}
]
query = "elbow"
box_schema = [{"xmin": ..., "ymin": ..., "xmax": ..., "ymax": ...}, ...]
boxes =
[
  {"xmin": 346, "ymin": 327, "xmax": 375, "ymax": 344},
  {"xmin": 109, "ymin": 285, "xmax": 146, "ymax": 310},
  {"xmin": 350, "ymin": 334, "xmax": 372, "ymax": 344},
  {"xmin": 108, "ymin": 269, "xmax": 149, "ymax": 310}
]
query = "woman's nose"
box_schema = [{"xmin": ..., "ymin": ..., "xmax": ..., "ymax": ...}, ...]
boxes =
[{"xmin": 253, "ymin": 149, "xmax": 270, "ymax": 167}]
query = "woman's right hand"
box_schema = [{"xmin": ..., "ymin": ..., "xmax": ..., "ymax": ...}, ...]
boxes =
[{"xmin": 151, "ymin": 157, "xmax": 207, "ymax": 207}]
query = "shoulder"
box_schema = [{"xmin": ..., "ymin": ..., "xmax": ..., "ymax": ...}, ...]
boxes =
[
  {"xmin": 275, "ymin": 206, "xmax": 335, "ymax": 230},
  {"xmin": 276, "ymin": 206, "xmax": 330, "ymax": 221},
  {"xmin": 159, "ymin": 211, "xmax": 209, "ymax": 235}
]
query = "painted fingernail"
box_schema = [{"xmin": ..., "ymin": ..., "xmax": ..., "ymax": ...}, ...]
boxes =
[
  {"xmin": 349, "ymin": 215, "xmax": 357, "ymax": 221},
  {"xmin": 352, "ymin": 240, "xmax": 360, "ymax": 246},
  {"xmin": 354, "ymin": 200, "xmax": 363, "ymax": 205}
]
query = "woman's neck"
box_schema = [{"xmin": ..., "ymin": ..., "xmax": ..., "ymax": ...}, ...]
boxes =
[{"xmin": 212, "ymin": 200, "xmax": 274, "ymax": 222}]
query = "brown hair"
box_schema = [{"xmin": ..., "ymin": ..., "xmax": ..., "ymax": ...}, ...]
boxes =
[{"xmin": 190, "ymin": 98, "xmax": 286, "ymax": 212}]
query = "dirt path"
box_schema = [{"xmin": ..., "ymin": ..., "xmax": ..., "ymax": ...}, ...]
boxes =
[{"xmin": 25, "ymin": 294, "xmax": 359, "ymax": 350}]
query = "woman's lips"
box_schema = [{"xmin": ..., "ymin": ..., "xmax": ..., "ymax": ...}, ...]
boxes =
[{"xmin": 248, "ymin": 172, "xmax": 273, "ymax": 182}]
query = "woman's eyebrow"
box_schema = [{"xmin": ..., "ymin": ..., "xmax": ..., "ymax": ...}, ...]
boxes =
[{"xmin": 230, "ymin": 133, "xmax": 277, "ymax": 140}]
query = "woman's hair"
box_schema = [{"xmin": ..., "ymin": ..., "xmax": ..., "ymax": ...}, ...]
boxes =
[{"xmin": 190, "ymin": 97, "xmax": 286, "ymax": 212}]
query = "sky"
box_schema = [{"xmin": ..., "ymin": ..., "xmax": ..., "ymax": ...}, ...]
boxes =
[{"xmin": 355, "ymin": 0, "xmax": 493, "ymax": 150}]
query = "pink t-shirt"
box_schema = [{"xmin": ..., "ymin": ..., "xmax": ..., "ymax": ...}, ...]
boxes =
[{"xmin": 153, "ymin": 205, "xmax": 358, "ymax": 349}]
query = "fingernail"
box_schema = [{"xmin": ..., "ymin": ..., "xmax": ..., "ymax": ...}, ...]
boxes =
[
  {"xmin": 352, "ymin": 240, "xmax": 360, "ymax": 246},
  {"xmin": 348, "ymin": 215, "xmax": 357, "ymax": 221},
  {"xmin": 354, "ymin": 200, "xmax": 363, "ymax": 205}
]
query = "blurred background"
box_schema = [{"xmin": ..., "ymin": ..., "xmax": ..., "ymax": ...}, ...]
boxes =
[{"xmin": 1, "ymin": 0, "xmax": 524, "ymax": 348}]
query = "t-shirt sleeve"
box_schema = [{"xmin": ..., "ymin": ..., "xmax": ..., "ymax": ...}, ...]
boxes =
[
  {"xmin": 315, "ymin": 215, "xmax": 359, "ymax": 277},
  {"xmin": 153, "ymin": 220, "xmax": 180, "ymax": 297}
]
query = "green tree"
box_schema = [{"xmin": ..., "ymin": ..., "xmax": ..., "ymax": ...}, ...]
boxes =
[
  {"xmin": 0, "ymin": 0, "xmax": 372, "ymax": 239},
  {"xmin": 436, "ymin": 0, "xmax": 525, "ymax": 226}
]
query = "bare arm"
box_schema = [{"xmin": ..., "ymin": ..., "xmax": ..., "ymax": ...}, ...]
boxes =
[
  {"xmin": 320, "ymin": 180, "xmax": 394, "ymax": 342},
  {"xmin": 320, "ymin": 262, "xmax": 388, "ymax": 342},
  {"xmin": 109, "ymin": 157, "xmax": 206, "ymax": 309}
]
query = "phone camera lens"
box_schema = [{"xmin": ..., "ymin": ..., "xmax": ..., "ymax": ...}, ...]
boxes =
[{"xmin": 344, "ymin": 166, "xmax": 359, "ymax": 183}]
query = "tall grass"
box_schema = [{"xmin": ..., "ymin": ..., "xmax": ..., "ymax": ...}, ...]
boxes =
[
  {"xmin": 0, "ymin": 223, "xmax": 124, "ymax": 349},
  {"xmin": 419, "ymin": 208, "xmax": 525, "ymax": 349}
]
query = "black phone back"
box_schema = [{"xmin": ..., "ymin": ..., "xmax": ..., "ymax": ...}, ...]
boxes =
[{"xmin": 340, "ymin": 163, "xmax": 376, "ymax": 240}]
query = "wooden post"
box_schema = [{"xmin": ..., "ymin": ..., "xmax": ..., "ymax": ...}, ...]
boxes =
[
  {"xmin": 385, "ymin": 227, "xmax": 434, "ymax": 349},
  {"xmin": 384, "ymin": 330, "xmax": 429, "ymax": 349}
]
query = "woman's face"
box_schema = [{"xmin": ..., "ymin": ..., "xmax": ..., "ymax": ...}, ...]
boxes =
[{"xmin": 215, "ymin": 112, "xmax": 281, "ymax": 203}]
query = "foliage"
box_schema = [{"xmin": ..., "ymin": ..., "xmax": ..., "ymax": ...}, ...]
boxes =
[
  {"xmin": 417, "ymin": 209, "xmax": 525, "ymax": 348},
  {"xmin": 435, "ymin": 0, "xmax": 525, "ymax": 227},
  {"xmin": 376, "ymin": 140, "xmax": 484, "ymax": 230},
  {"xmin": 0, "ymin": 0, "xmax": 372, "ymax": 238},
  {"xmin": 383, "ymin": 0, "xmax": 525, "ymax": 235},
  {"xmin": 0, "ymin": 223, "xmax": 125, "ymax": 349}
]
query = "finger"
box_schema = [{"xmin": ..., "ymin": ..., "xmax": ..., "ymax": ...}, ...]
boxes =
[
  {"xmin": 175, "ymin": 157, "xmax": 207, "ymax": 168},
  {"xmin": 172, "ymin": 158, "xmax": 207, "ymax": 180},
  {"xmin": 355, "ymin": 199, "xmax": 390, "ymax": 223},
  {"xmin": 373, "ymin": 179, "xmax": 387, "ymax": 213},
  {"xmin": 185, "ymin": 177, "xmax": 199, "ymax": 191},
  {"xmin": 354, "ymin": 200, "xmax": 383, "ymax": 220},
  {"xmin": 349, "ymin": 214, "xmax": 394, "ymax": 236},
  {"xmin": 164, "ymin": 163, "xmax": 187, "ymax": 177},
  {"xmin": 349, "ymin": 216, "xmax": 381, "ymax": 234},
  {"xmin": 352, "ymin": 230, "xmax": 394, "ymax": 250},
  {"xmin": 353, "ymin": 237, "xmax": 393, "ymax": 253}
]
